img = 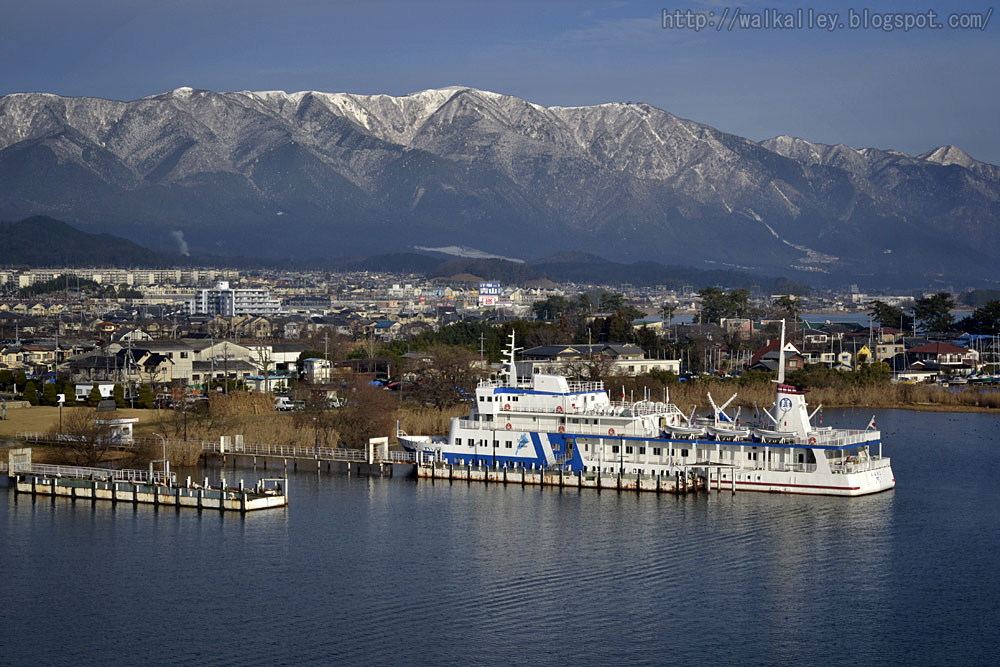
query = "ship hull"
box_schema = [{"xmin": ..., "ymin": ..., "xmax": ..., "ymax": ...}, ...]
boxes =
[{"xmin": 401, "ymin": 429, "xmax": 895, "ymax": 497}]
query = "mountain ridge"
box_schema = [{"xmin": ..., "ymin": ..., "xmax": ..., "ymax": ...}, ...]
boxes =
[{"xmin": 1, "ymin": 85, "xmax": 997, "ymax": 285}]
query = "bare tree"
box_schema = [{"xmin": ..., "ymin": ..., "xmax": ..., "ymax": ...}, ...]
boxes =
[
  {"xmin": 578, "ymin": 354, "xmax": 617, "ymax": 384},
  {"xmin": 412, "ymin": 345, "xmax": 482, "ymax": 411},
  {"xmin": 55, "ymin": 407, "xmax": 114, "ymax": 467},
  {"xmin": 249, "ymin": 344, "xmax": 273, "ymax": 393},
  {"xmin": 327, "ymin": 379, "xmax": 397, "ymax": 446}
]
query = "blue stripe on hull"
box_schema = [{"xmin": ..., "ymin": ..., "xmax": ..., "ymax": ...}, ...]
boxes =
[{"xmin": 435, "ymin": 432, "xmax": 587, "ymax": 471}]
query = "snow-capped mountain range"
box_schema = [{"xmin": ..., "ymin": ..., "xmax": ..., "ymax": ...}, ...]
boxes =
[{"xmin": 1, "ymin": 85, "xmax": 997, "ymax": 282}]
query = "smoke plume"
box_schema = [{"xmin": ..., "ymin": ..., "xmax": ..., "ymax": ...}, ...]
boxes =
[{"xmin": 170, "ymin": 230, "xmax": 190, "ymax": 256}]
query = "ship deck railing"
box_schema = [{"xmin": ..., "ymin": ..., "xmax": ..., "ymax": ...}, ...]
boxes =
[
  {"xmin": 498, "ymin": 400, "xmax": 683, "ymax": 419},
  {"xmin": 830, "ymin": 456, "xmax": 892, "ymax": 474},
  {"xmin": 565, "ymin": 380, "xmax": 605, "ymax": 392},
  {"xmin": 476, "ymin": 378, "xmax": 607, "ymax": 393},
  {"xmin": 457, "ymin": 418, "xmax": 662, "ymax": 438},
  {"xmin": 798, "ymin": 429, "xmax": 881, "ymax": 448}
]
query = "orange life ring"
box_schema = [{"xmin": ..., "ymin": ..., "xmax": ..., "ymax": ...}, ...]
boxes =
[
  {"xmin": 504, "ymin": 404, "xmax": 511, "ymax": 411},
  {"xmin": 808, "ymin": 436, "xmax": 817, "ymax": 445},
  {"xmin": 608, "ymin": 428, "xmax": 616, "ymax": 436},
  {"xmin": 556, "ymin": 406, "xmax": 563, "ymax": 413},
  {"xmin": 558, "ymin": 426, "xmax": 565, "ymax": 433},
  {"xmin": 505, "ymin": 423, "xmax": 512, "ymax": 431}
]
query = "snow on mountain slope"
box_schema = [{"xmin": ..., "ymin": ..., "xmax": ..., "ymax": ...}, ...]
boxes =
[{"xmin": 1, "ymin": 86, "xmax": 998, "ymax": 283}]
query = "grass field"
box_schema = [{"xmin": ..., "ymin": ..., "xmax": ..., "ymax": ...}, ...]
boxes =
[{"xmin": 0, "ymin": 406, "xmax": 165, "ymax": 437}]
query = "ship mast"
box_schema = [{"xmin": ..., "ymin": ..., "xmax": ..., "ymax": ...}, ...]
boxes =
[
  {"xmin": 777, "ymin": 318, "xmax": 786, "ymax": 385},
  {"xmin": 501, "ymin": 331, "xmax": 522, "ymax": 387}
]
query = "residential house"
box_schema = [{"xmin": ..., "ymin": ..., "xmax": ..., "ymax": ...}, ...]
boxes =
[
  {"xmin": 302, "ymin": 357, "xmax": 333, "ymax": 383},
  {"xmin": 907, "ymin": 342, "xmax": 979, "ymax": 376},
  {"xmin": 370, "ymin": 320, "xmax": 402, "ymax": 341},
  {"xmin": 233, "ymin": 315, "xmax": 273, "ymax": 339},
  {"xmin": 191, "ymin": 359, "xmax": 257, "ymax": 388},
  {"xmin": 1, "ymin": 346, "xmax": 23, "ymax": 369},
  {"xmin": 113, "ymin": 327, "xmax": 153, "ymax": 343},
  {"xmin": 749, "ymin": 340, "xmax": 806, "ymax": 374}
]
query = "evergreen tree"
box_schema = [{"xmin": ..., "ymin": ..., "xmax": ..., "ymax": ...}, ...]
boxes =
[
  {"xmin": 871, "ymin": 301, "xmax": 914, "ymax": 331},
  {"xmin": 0, "ymin": 369, "xmax": 13, "ymax": 390},
  {"xmin": 137, "ymin": 384, "xmax": 154, "ymax": 409},
  {"xmin": 87, "ymin": 385, "xmax": 103, "ymax": 407},
  {"xmin": 914, "ymin": 292, "xmax": 956, "ymax": 332},
  {"xmin": 957, "ymin": 300, "xmax": 1000, "ymax": 335},
  {"xmin": 41, "ymin": 381, "xmax": 58, "ymax": 406},
  {"xmin": 63, "ymin": 382, "xmax": 77, "ymax": 406},
  {"xmin": 14, "ymin": 370, "xmax": 27, "ymax": 389},
  {"xmin": 113, "ymin": 383, "xmax": 126, "ymax": 408},
  {"xmin": 23, "ymin": 380, "xmax": 38, "ymax": 405},
  {"xmin": 698, "ymin": 287, "xmax": 751, "ymax": 325}
]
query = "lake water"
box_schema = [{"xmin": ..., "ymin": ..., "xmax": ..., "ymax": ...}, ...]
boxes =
[{"xmin": 3, "ymin": 409, "xmax": 999, "ymax": 665}]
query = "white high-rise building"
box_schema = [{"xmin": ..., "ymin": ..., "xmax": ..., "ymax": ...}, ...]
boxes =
[{"xmin": 188, "ymin": 281, "xmax": 282, "ymax": 316}]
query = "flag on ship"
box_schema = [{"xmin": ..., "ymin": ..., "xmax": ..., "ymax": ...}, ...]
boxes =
[{"xmin": 866, "ymin": 415, "xmax": 877, "ymax": 430}]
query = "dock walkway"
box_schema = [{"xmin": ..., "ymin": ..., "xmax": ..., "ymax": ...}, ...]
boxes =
[
  {"xmin": 417, "ymin": 461, "xmax": 730, "ymax": 494},
  {"xmin": 15, "ymin": 431, "xmax": 426, "ymax": 467}
]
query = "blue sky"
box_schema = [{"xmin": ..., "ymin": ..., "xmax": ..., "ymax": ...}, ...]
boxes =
[{"xmin": 2, "ymin": 0, "xmax": 997, "ymax": 162}]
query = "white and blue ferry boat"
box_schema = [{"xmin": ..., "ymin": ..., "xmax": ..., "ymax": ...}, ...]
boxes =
[{"xmin": 399, "ymin": 326, "xmax": 895, "ymax": 496}]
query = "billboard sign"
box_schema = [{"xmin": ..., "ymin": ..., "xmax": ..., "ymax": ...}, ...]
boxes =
[{"xmin": 479, "ymin": 282, "xmax": 501, "ymax": 307}]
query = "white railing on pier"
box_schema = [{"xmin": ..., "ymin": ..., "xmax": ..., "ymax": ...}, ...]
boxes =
[
  {"xmin": 202, "ymin": 440, "xmax": 369, "ymax": 461},
  {"xmin": 11, "ymin": 463, "xmax": 175, "ymax": 485},
  {"xmin": 15, "ymin": 431, "xmax": 150, "ymax": 449},
  {"xmin": 13, "ymin": 430, "xmax": 418, "ymax": 465}
]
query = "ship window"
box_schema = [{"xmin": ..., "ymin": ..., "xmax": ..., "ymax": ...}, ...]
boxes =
[
  {"xmin": 505, "ymin": 441, "xmax": 512, "ymax": 449},
  {"xmin": 625, "ymin": 446, "xmax": 633, "ymax": 454},
  {"xmin": 567, "ymin": 441, "xmax": 573, "ymax": 451},
  {"xmin": 456, "ymin": 438, "xmax": 462, "ymax": 445},
  {"xmin": 681, "ymin": 449, "xmax": 688, "ymax": 457},
  {"xmin": 493, "ymin": 440, "xmax": 499, "ymax": 447},
  {"xmin": 479, "ymin": 396, "xmax": 484, "ymax": 402},
  {"xmin": 612, "ymin": 445, "xmax": 619, "ymax": 453},
  {"xmin": 798, "ymin": 453, "xmax": 804, "ymax": 463},
  {"xmin": 747, "ymin": 452, "xmax": 753, "ymax": 460},
  {"xmin": 584, "ymin": 444, "xmax": 589, "ymax": 452},
  {"xmin": 653, "ymin": 448, "xmax": 661, "ymax": 456},
  {"xmin": 639, "ymin": 447, "xmax": 645, "ymax": 455}
]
